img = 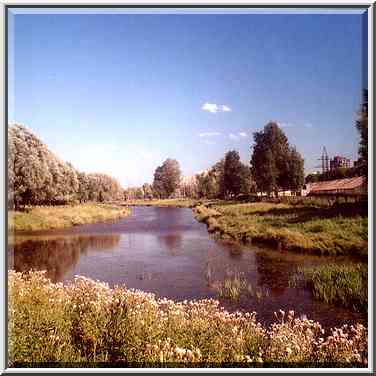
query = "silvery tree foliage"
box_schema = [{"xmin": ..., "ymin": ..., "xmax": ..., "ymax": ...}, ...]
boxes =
[{"xmin": 8, "ymin": 124, "xmax": 124, "ymax": 208}]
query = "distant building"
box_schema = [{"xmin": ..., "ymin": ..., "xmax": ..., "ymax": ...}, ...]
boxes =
[
  {"xmin": 330, "ymin": 156, "xmax": 351, "ymax": 170},
  {"xmin": 304, "ymin": 176, "xmax": 367, "ymax": 197}
]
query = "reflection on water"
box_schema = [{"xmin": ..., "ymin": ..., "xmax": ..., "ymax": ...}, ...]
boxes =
[
  {"xmin": 158, "ymin": 233, "xmax": 182, "ymax": 256},
  {"xmin": 8, "ymin": 206, "xmax": 366, "ymax": 329},
  {"xmin": 9, "ymin": 234, "xmax": 121, "ymax": 282},
  {"xmin": 255, "ymin": 251, "xmax": 291, "ymax": 297}
]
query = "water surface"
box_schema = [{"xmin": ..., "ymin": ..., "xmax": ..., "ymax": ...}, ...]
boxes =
[{"xmin": 8, "ymin": 206, "xmax": 366, "ymax": 328}]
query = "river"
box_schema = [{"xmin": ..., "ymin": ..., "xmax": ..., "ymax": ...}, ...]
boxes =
[{"xmin": 8, "ymin": 206, "xmax": 366, "ymax": 328}]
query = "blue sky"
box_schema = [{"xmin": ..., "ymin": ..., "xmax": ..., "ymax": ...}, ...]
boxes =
[{"xmin": 8, "ymin": 9, "xmax": 367, "ymax": 188}]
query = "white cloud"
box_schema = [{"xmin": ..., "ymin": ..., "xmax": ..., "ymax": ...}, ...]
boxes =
[
  {"xmin": 229, "ymin": 133, "xmax": 239, "ymax": 140},
  {"xmin": 202, "ymin": 103, "xmax": 219, "ymax": 113},
  {"xmin": 203, "ymin": 140, "xmax": 216, "ymax": 145},
  {"xmin": 199, "ymin": 132, "xmax": 221, "ymax": 137},
  {"xmin": 202, "ymin": 102, "xmax": 232, "ymax": 113},
  {"xmin": 304, "ymin": 123, "xmax": 313, "ymax": 128},
  {"xmin": 238, "ymin": 132, "xmax": 247, "ymax": 137}
]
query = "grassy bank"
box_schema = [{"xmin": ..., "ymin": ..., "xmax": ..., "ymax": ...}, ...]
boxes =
[
  {"xmin": 9, "ymin": 271, "xmax": 367, "ymax": 367},
  {"xmin": 9, "ymin": 203, "xmax": 131, "ymax": 232},
  {"xmin": 194, "ymin": 202, "xmax": 367, "ymax": 257},
  {"xmin": 289, "ymin": 264, "xmax": 368, "ymax": 313}
]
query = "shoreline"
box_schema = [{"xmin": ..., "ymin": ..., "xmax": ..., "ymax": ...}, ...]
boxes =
[
  {"xmin": 192, "ymin": 203, "xmax": 367, "ymax": 260},
  {"xmin": 9, "ymin": 203, "xmax": 131, "ymax": 232},
  {"xmin": 127, "ymin": 198, "xmax": 367, "ymax": 260}
]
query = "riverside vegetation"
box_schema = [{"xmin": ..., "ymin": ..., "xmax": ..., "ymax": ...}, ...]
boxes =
[
  {"xmin": 193, "ymin": 200, "xmax": 368, "ymax": 312},
  {"xmin": 9, "ymin": 270, "xmax": 368, "ymax": 367},
  {"xmin": 9, "ymin": 204, "xmax": 131, "ymax": 231},
  {"xmin": 289, "ymin": 263, "xmax": 368, "ymax": 313},
  {"xmin": 193, "ymin": 201, "xmax": 367, "ymax": 258}
]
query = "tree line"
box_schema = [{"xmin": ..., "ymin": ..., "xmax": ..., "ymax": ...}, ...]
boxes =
[
  {"xmin": 131, "ymin": 88, "xmax": 368, "ymax": 201},
  {"xmin": 10, "ymin": 90, "xmax": 366, "ymax": 206},
  {"xmin": 8, "ymin": 124, "xmax": 124, "ymax": 209},
  {"xmin": 128, "ymin": 121, "xmax": 305, "ymax": 200}
]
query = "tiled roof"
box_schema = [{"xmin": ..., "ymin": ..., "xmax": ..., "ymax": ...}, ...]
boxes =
[{"xmin": 309, "ymin": 176, "xmax": 366, "ymax": 192}]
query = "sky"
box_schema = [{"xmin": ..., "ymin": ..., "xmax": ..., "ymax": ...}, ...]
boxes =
[{"xmin": 8, "ymin": 9, "xmax": 368, "ymax": 188}]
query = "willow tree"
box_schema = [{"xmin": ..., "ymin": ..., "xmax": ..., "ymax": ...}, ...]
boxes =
[{"xmin": 8, "ymin": 123, "xmax": 124, "ymax": 208}]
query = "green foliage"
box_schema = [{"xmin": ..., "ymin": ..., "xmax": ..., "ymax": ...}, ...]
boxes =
[
  {"xmin": 250, "ymin": 122, "xmax": 304, "ymax": 195},
  {"xmin": 197, "ymin": 160, "xmax": 225, "ymax": 199},
  {"xmin": 9, "ymin": 271, "xmax": 368, "ymax": 367},
  {"xmin": 355, "ymin": 89, "xmax": 368, "ymax": 177},
  {"xmin": 305, "ymin": 167, "xmax": 360, "ymax": 184},
  {"xmin": 85, "ymin": 173, "xmax": 124, "ymax": 203},
  {"xmin": 153, "ymin": 159, "xmax": 181, "ymax": 199},
  {"xmin": 212, "ymin": 271, "xmax": 270, "ymax": 302},
  {"xmin": 197, "ymin": 152, "xmax": 252, "ymax": 200},
  {"xmin": 290, "ymin": 263, "xmax": 367, "ymax": 313},
  {"xmin": 223, "ymin": 150, "xmax": 243, "ymax": 197},
  {"xmin": 8, "ymin": 124, "xmax": 124, "ymax": 208},
  {"xmin": 287, "ymin": 147, "xmax": 305, "ymax": 190}
]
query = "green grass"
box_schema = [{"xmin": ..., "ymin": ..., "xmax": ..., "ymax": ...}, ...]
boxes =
[
  {"xmin": 212, "ymin": 274, "xmax": 270, "ymax": 302},
  {"xmin": 193, "ymin": 202, "xmax": 368, "ymax": 257},
  {"xmin": 8, "ymin": 271, "xmax": 368, "ymax": 367},
  {"xmin": 289, "ymin": 263, "xmax": 368, "ymax": 313},
  {"xmin": 9, "ymin": 203, "xmax": 131, "ymax": 231}
]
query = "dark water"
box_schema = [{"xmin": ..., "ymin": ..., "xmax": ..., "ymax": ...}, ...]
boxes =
[{"xmin": 8, "ymin": 206, "xmax": 366, "ymax": 328}]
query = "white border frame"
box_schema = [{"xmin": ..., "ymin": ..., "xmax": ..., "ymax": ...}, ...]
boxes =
[{"xmin": 1, "ymin": 1, "xmax": 374, "ymax": 373}]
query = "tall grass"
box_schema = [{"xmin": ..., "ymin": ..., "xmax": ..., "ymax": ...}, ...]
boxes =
[
  {"xmin": 210, "ymin": 269, "xmax": 270, "ymax": 302},
  {"xmin": 9, "ymin": 203, "xmax": 131, "ymax": 231},
  {"xmin": 289, "ymin": 263, "xmax": 368, "ymax": 313},
  {"xmin": 194, "ymin": 202, "xmax": 367, "ymax": 257},
  {"xmin": 8, "ymin": 271, "xmax": 368, "ymax": 367}
]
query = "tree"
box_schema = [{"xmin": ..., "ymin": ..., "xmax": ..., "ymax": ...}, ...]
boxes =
[
  {"xmin": 152, "ymin": 166, "xmax": 165, "ymax": 199},
  {"xmin": 287, "ymin": 147, "xmax": 305, "ymax": 192},
  {"xmin": 223, "ymin": 150, "xmax": 243, "ymax": 197},
  {"xmin": 196, "ymin": 159, "xmax": 226, "ymax": 199},
  {"xmin": 197, "ymin": 172, "xmax": 217, "ymax": 199},
  {"xmin": 356, "ymin": 89, "xmax": 368, "ymax": 177},
  {"xmin": 152, "ymin": 158, "xmax": 181, "ymax": 199},
  {"xmin": 251, "ymin": 122, "xmax": 304, "ymax": 196},
  {"xmin": 239, "ymin": 163, "xmax": 254, "ymax": 195},
  {"xmin": 142, "ymin": 183, "xmax": 153, "ymax": 199},
  {"xmin": 8, "ymin": 124, "xmax": 124, "ymax": 208},
  {"xmin": 251, "ymin": 137, "xmax": 278, "ymax": 196}
]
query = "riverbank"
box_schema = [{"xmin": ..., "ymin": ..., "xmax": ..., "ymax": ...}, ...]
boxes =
[
  {"xmin": 9, "ymin": 270, "xmax": 367, "ymax": 367},
  {"xmin": 9, "ymin": 203, "xmax": 131, "ymax": 232},
  {"xmin": 125, "ymin": 198, "xmax": 368, "ymax": 257},
  {"xmin": 193, "ymin": 201, "xmax": 367, "ymax": 258}
]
